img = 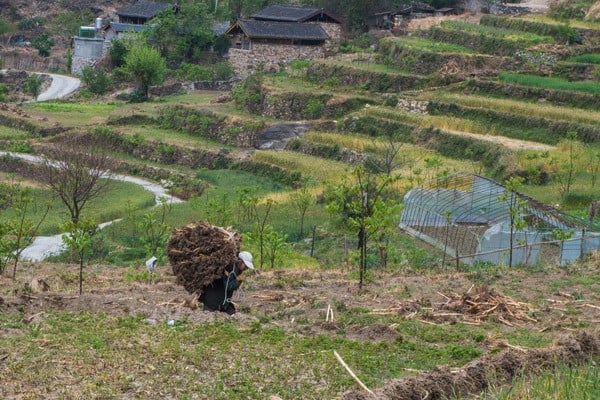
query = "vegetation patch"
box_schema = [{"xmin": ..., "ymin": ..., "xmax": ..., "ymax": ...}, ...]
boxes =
[
  {"xmin": 306, "ymin": 62, "xmax": 435, "ymax": 92},
  {"xmin": 457, "ymin": 79, "xmax": 600, "ymax": 110},
  {"xmin": 499, "ymin": 72, "xmax": 600, "ymax": 94}
]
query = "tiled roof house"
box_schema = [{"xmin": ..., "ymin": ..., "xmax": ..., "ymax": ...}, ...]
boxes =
[
  {"xmin": 116, "ymin": 0, "xmax": 171, "ymax": 25},
  {"xmin": 226, "ymin": 5, "xmax": 342, "ymax": 77}
]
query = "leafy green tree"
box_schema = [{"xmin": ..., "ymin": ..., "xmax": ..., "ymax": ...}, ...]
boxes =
[
  {"xmin": 62, "ymin": 217, "xmax": 97, "ymax": 295},
  {"xmin": 550, "ymin": 131, "xmax": 581, "ymax": 200},
  {"xmin": 498, "ymin": 176, "xmax": 528, "ymax": 268},
  {"xmin": 0, "ymin": 83, "xmax": 8, "ymax": 102},
  {"xmin": 213, "ymin": 35, "xmax": 232, "ymax": 58},
  {"xmin": 145, "ymin": 0, "xmax": 214, "ymax": 63},
  {"xmin": 290, "ymin": 184, "xmax": 313, "ymax": 237},
  {"xmin": 138, "ymin": 198, "xmax": 172, "ymax": 262},
  {"xmin": 326, "ymin": 166, "xmax": 401, "ymax": 288},
  {"xmin": 31, "ymin": 33, "xmax": 54, "ymax": 57},
  {"xmin": 8, "ymin": 187, "xmax": 51, "ymax": 279},
  {"xmin": 0, "ymin": 221, "xmax": 12, "ymax": 274},
  {"xmin": 263, "ymin": 225, "xmax": 288, "ymax": 269},
  {"xmin": 122, "ymin": 43, "xmax": 167, "ymax": 100},
  {"xmin": 109, "ymin": 38, "xmax": 129, "ymax": 68}
]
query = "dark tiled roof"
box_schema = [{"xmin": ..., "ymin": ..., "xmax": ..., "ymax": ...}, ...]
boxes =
[
  {"xmin": 106, "ymin": 22, "xmax": 151, "ymax": 33},
  {"xmin": 232, "ymin": 19, "xmax": 329, "ymax": 40},
  {"xmin": 251, "ymin": 5, "xmax": 340, "ymax": 23},
  {"xmin": 213, "ymin": 21, "xmax": 230, "ymax": 36},
  {"xmin": 116, "ymin": 0, "xmax": 170, "ymax": 19}
]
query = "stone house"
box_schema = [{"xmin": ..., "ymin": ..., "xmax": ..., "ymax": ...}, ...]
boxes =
[
  {"xmin": 71, "ymin": 0, "xmax": 170, "ymax": 74},
  {"xmin": 226, "ymin": 5, "xmax": 343, "ymax": 77}
]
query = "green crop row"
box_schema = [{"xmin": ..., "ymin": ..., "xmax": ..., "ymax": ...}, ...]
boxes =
[
  {"xmin": 456, "ymin": 79, "xmax": 600, "ymax": 110},
  {"xmin": 427, "ymin": 25, "xmax": 553, "ymax": 56},
  {"xmin": 378, "ymin": 38, "xmax": 508, "ymax": 75},
  {"xmin": 479, "ymin": 15, "xmax": 580, "ymax": 43},
  {"xmin": 499, "ymin": 72, "xmax": 600, "ymax": 94},
  {"xmin": 427, "ymin": 101, "xmax": 600, "ymax": 144}
]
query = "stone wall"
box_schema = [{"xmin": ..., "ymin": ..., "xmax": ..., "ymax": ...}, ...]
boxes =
[
  {"xmin": 229, "ymin": 42, "xmax": 326, "ymax": 77},
  {"xmin": 318, "ymin": 22, "xmax": 343, "ymax": 53},
  {"xmin": 71, "ymin": 36, "xmax": 106, "ymax": 75}
]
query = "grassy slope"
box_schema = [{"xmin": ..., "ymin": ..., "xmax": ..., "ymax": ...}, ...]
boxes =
[{"xmin": 1, "ymin": 11, "xmax": 600, "ymax": 400}]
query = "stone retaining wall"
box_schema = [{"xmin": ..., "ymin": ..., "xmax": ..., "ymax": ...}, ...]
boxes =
[{"xmin": 229, "ymin": 43, "xmax": 326, "ymax": 77}]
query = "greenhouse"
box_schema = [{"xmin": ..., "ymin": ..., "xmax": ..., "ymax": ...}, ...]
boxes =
[{"xmin": 399, "ymin": 173, "xmax": 600, "ymax": 267}]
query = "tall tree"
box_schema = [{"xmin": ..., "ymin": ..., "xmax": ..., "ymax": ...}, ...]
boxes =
[
  {"xmin": 37, "ymin": 145, "xmax": 111, "ymax": 226},
  {"xmin": 122, "ymin": 42, "xmax": 167, "ymax": 100},
  {"xmin": 145, "ymin": 0, "xmax": 214, "ymax": 63}
]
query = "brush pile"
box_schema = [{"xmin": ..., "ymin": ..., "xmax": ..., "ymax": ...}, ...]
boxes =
[
  {"xmin": 439, "ymin": 285, "xmax": 536, "ymax": 326},
  {"xmin": 167, "ymin": 221, "xmax": 240, "ymax": 294}
]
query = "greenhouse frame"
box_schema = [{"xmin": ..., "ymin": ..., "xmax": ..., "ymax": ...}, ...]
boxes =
[{"xmin": 399, "ymin": 173, "xmax": 600, "ymax": 267}]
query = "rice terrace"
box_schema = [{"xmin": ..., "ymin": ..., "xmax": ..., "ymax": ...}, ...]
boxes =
[{"xmin": 1, "ymin": 0, "xmax": 600, "ymax": 399}]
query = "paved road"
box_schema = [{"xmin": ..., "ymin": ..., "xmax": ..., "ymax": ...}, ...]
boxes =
[
  {"xmin": 36, "ymin": 73, "xmax": 81, "ymax": 101},
  {"xmin": 0, "ymin": 152, "xmax": 182, "ymax": 262}
]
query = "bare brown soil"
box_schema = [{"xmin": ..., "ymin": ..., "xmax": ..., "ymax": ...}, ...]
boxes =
[{"xmin": 1, "ymin": 255, "xmax": 599, "ymax": 398}]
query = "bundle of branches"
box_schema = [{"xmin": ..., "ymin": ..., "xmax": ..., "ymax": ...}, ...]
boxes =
[
  {"xmin": 439, "ymin": 285, "xmax": 536, "ymax": 326},
  {"xmin": 167, "ymin": 221, "xmax": 240, "ymax": 294}
]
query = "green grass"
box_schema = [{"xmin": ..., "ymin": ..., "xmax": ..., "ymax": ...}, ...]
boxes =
[
  {"xmin": 1, "ymin": 179, "xmax": 156, "ymax": 235},
  {"xmin": 521, "ymin": 14, "xmax": 600, "ymax": 30},
  {"xmin": 304, "ymin": 131, "xmax": 476, "ymax": 175},
  {"xmin": 0, "ymin": 125, "xmax": 32, "ymax": 140},
  {"xmin": 420, "ymin": 91, "xmax": 600, "ymax": 126},
  {"xmin": 23, "ymin": 100, "xmax": 120, "ymax": 127},
  {"xmin": 440, "ymin": 20, "xmax": 554, "ymax": 44},
  {"xmin": 382, "ymin": 36, "xmax": 476, "ymax": 54},
  {"xmin": 565, "ymin": 53, "xmax": 600, "ymax": 64},
  {"xmin": 122, "ymin": 125, "xmax": 230, "ymax": 150},
  {"xmin": 483, "ymin": 361, "xmax": 600, "ymax": 399},
  {"xmin": 0, "ymin": 309, "xmax": 486, "ymax": 399},
  {"xmin": 253, "ymin": 150, "xmax": 348, "ymax": 183},
  {"xmin": 499, "ymin": 73, "xmax": 600, "ymax": 94}
]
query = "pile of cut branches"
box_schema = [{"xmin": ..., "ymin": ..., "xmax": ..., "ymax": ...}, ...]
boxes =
[
  {"xmin": 371, "ymin": 285, "xmax": 536, "ymax": 326},
  {"xmin": 438, "ymin": 285, "xmax": 537, "ymax": 326},
  {"xmin": 167, "ymin": 221, "xmax": 240, "ymax": 294}
]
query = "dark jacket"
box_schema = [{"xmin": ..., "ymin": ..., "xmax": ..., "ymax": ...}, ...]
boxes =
[{"xmin": 199, "ymin": 264, "xmax": 240, "ymax": 314}]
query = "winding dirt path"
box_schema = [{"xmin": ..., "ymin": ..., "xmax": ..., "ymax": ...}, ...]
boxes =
[{"xmin": 445, "ymin": 128, "xmax": 555, "ymax": 151}]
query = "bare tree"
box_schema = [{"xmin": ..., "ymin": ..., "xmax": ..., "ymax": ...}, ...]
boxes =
[{"xmin": 37, "ymin": 145, "xmax": 111, "ymax": 226}]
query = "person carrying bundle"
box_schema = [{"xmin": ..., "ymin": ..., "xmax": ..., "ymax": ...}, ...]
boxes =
[
  {"xmin": 199, "ymin": 251, "xmax": 254, "ymax": 314},
  {"xmin": 167, "ymin": 221, "xmax": 254, "ymax": 315}
]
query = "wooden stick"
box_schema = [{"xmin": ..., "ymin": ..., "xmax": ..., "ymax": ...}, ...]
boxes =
[
  {"xmin": 333, "ymin": 350, "xmax": 375, "ymax": 397},
  {"xmin": 584, "ymin": 304, "xmax": 600, "ymax": 310}
]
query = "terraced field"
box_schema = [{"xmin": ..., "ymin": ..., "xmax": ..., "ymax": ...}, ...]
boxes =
[{"xmin": 2, "ymin": 10, "xmax": 600, "ymax": 400}]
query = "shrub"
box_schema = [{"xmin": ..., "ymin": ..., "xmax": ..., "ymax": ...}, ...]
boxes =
[
  {"xmin": 18, "ymin": 16, "xmax": 44, "ymax": 31},
  {"xmin": 22, "ymin": 75, "xmax": 44, "ymax": 98},
  {"xmin": 0, "ymin": 84, "xmax": 7, "ymax": 102},
  {"xmin": 232, "ymin": 73, "xmax": 264, "ymax": 113},
  {"xmin": 305, "ymin": 99, "xmax": 325, "ymax": 119},
  {"xmin": 81, "ymin": 67, "xmax": 112, "ymax": 95},
  {"xmin": 31, "ymin": 33, "xmax": 54, "ymax": 57},
  {"xmin": 109, "ymin": 39, "xmax": 128, "ymax": 68}
]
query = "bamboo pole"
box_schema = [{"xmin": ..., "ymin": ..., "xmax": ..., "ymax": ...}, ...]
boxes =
[{"xmin": 333, "ymin": 350, "xmax": 375, "ymax": 397}]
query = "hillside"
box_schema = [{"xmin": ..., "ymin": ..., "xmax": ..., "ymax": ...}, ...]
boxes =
[{"xmin": 1, "ymin": 1, "xmax": 600, "ymax": 399}]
